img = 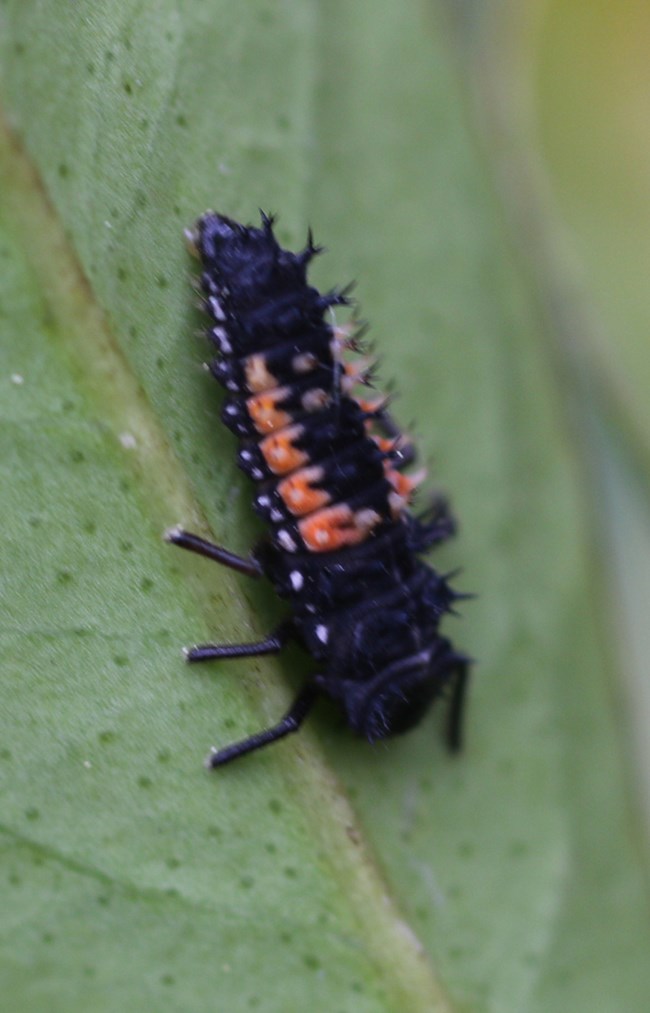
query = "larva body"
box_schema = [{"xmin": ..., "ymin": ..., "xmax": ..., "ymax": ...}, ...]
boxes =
[{"xmin": 169, "ymin": 212, "xmax": 469, "ymax": 767}]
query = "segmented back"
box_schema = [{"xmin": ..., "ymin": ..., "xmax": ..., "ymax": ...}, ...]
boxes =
[{"xmin": 171, "ymin": 211, "xmax": 470, "ymax": 768}]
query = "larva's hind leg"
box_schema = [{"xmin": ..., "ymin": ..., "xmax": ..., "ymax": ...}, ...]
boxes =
[
  {"xmin": 205, "ymin": 685, "xmax": 319, "ymax": 768},
  {"xmin": 445, "ymin": 656, "xmax": 471, "ymax": 753}
]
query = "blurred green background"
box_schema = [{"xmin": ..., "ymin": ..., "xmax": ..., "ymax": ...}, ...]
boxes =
[
  {"xmin": 542, "ymin": 0, "xmax": 650, "ymax": 842},
  {"xmin": 1, "ymin": 1, "xmax": 649, "ymax": 1010},
  {"xmin": 468, "ymin": 0, "xmax": 650, "ymax": 836}
]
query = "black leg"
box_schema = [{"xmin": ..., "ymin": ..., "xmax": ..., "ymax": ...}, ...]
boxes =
[
  {"xmin": 165, "ymin": 526, "xmax": 262, "ymax": 578},
  {"xmin": 185, "ymin": 621, "xmax": 293, "ymax": 663},
  {"xmin": 206, "ymin": 685, "xmax": 319, "ymax": 768},
  {"xmin": 446, "ymin": 659, "xmax": 470, "ymax": 753}
]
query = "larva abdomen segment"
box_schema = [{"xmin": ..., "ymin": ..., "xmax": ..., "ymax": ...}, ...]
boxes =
[{"xmin": 194, "ymin": 216, "xmax": 411, "ymax": 553}]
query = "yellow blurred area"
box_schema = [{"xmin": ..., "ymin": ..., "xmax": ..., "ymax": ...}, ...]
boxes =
[{"xmin": 534, "ymin": 0, "xmax": 650, "ymax": 441}]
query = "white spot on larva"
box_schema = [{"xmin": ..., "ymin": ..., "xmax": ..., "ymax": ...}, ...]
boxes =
[
  {"xmin": 355, "ymin": 508, "xmax": 381, "ymax": 532},
  {"xmin": 302, "ymin": 388, "xmax": 329, "ymax": 412},
  {"xmin": 388, "ymin": 491, "xmax": 407, "ymax": 516},
  {"xmin": 164, "ymin": 525, "xmax": 183, "ymax": 542},
  {"xmin": 270, "ymin": 508, "xmax": 283, "ymax": 522},
  {"xmin": 252, "ymin": 468, "xmax": 263, "ymax": 480},
  {"xmin": 290, "ymin": 570, "xmax": 304, "ymax": 591},
  {"xmin": 11, "ymin": 373, "xmax": 24, "ymax": 385},
  {"xmin": 315, "ymin": 624, "xmax": 329, "ymax": 644},
  {"xmin": 240, "ymin": 448, "xmax": 252, "ymax": 460},
  {"xmin": 257, "ymin": 494, "xmax": 270, "ymax": 507},
  {"xmin": 306, "ymin": 603, "xmax": 317, "ymax": 614},
  {"xmin": 277, "ymin": 530, "xmax": 297, "ymax": 552},
  {"xmin": 224, "ymin": 404, "xmax": 237, "ymax": 416},
  {"xmin": 292, "ymin": 352, "xmax": 317, "ymax": 374},
  {"xmin": 212, "ymin": 327, "xmax": 232, "ymax": 353},
  {"xmin": 227, "ymin": 380, "xmax": 238, "ymax": 391},
  {"xmin": 119, "ymin": 432, "xmax": 137, "ymax": 449},
  {"xmin": 209, "ymin": 296, "xmax": 226, "ymax": 321}
]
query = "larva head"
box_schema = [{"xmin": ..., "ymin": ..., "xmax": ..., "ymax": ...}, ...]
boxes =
[{"xmin": 196, "ymin": 212, "xmax": 308, "ymax": 305}]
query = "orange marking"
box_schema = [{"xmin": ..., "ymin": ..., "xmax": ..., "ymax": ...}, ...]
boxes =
[
  {"xmin": 342, "ymin": 357, "xmax": 374, "ymax": 388},
  {"xmin": 278, "ymin": 467, "xmax": 329, "ymax": 516},
  {"xmin": 385, "ymin": 466, "xmax": 426, "ymax": 500},
  {"xmin": 246, "ymin": 387, "xmax": 292, "ymax": 434},
  {"xmin": 299, "ymin": 504, "xmax": 381, "ymax": 553},
  {"xmin": 244, "ymin": 354, "xmax": 278, "ymax": 393},
  {"xmin": 260, "ymin": 426, "xmax": 308, "ymax": 475},
  {"xmin": 372, "ymin": 435, "xmax": 397, "ymax": 454},
  {"xmin": 385, "ymin": 466, "xmax": 426, "ymax": 517},
  {"xmin": 355, "ymin": 394, "xmax": 388, "ymax": 415}
]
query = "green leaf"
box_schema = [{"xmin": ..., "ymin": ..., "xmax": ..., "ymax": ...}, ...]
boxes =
[{"xmin": 1, "ymin": 2, "xmax": 648, "ymax": 1011}]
